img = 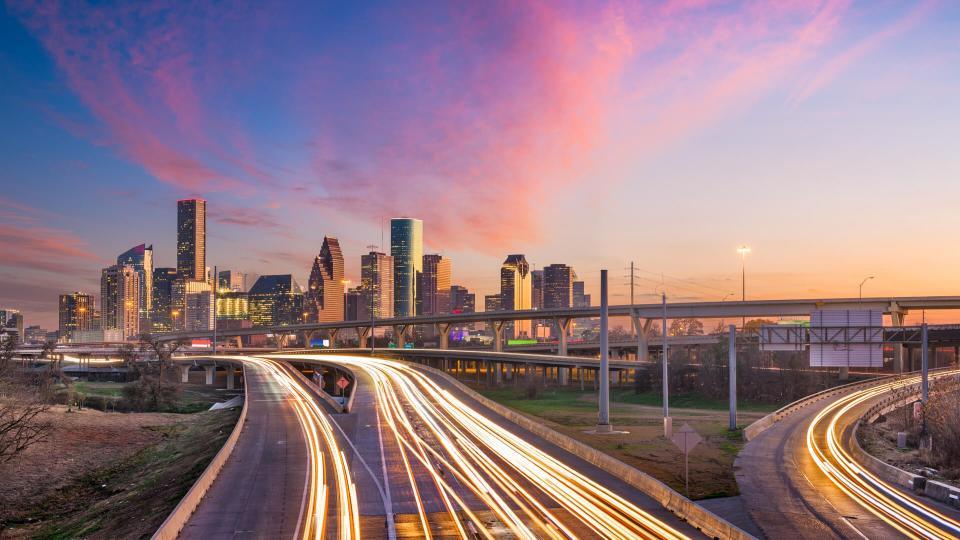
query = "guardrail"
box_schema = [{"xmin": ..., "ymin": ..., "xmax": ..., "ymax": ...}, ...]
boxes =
[
  {"xmin": 152, "ymin": 363, "xmax": 248, "ymax": 540},
  {"xmin": 276, "ymin": 357, "xmax": 357, "ymax": 413},
  {"xmin": 742, "ymin": 367, "xmax": 958, "ymax": 442}
]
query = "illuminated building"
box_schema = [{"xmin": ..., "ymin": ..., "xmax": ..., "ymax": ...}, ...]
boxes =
[
  {"xmin": 450, "ymin": 285, "xmax": 475, "ymax": 313},
  {"xmin": 151, "ymin": 268, "xmax": 177, "ymax": 331},
  {"xmin": 248, "ymin": 274, "xmax": 304, "ymax": 327},
  {"xmin": 117, "ymin": 244, "xmax": 153, "ymax": 325},
  {"xmin": 361, "ymin": 251, "xmax": 393, "ymax": 319},
  {"xmin": 183, "ymin": 280, "xmax": 214, "ymax": 331},
  {"xmin": 218, "ymin": 270, "xmax": 246, "ymax": 292},
  {"xmin": 306, "ymin": 236, "xmax": 344, "ymax": 323},
  {"xmin": 217, "ymin": 291, "xmax": 248, "ymax": 321},
  {"xmin": 58, "ymin": 292, "xmax": 94, "ymax": 340},
  {"xmin": 0, "ymin": 308, "xmax": 23, "ymax": 343},
  {"xmin": 177, "ymin": 199, "xmax": 206, "ymax": 281},
  {"xmin": 390, "ymin": 217, "xmax": 422, "ymax": 317},
  {"xmin": 101, "ymin": 265, "xmax": 140, "ymax": 339},
  {"xmin": 416, "ymin": 254, "xmax": 451, "ymax": 315},
  {"xmin": 544, "ymin": 264, "xmax": 574, "ymax": 309},
  {"xmin": 24, "ymin": 326, "xmax": 49, "ymax": 344},
  {"xmin": 484, "ymin": 294, "xmax": 501, "ymax": 312},
  {"xmin": 500, "ymin": 254, "xmax": 531, "ymax": 338}
]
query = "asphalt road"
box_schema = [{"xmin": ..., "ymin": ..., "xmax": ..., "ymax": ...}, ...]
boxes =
[
  {"xmin": 736, "ymin": 376, "xmax": 960, "ymax": 539},
  {"xmin": 276, "ymin": 353, "xmax": 711, "ymax": 539},
  {"xmin": 180, "ymin": 360, "xmax": 309, "ymax": 539}
]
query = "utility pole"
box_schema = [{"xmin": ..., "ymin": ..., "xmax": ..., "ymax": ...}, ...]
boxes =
[
  {"xmin": 597, "ymin": 269, "xmax": 611, "ymax": 432},
  {"xmin": 728, "ymin": 324, "xmax": 737, "ymax": 430},
  {"xmin": 662, "ymin": 290, "xmax": 671, "ymax": 438},
  {"xmin": 212, "ymin": 265, "xmax": 217, "ymax": 356},
  {"xmin": 921, "ymin": 323, "xmax": 929, "ymax": 403}
]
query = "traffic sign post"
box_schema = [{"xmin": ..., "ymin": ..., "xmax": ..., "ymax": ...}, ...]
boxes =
[
  {"xmin": 337, "ymin": 376, "xmax": 349, "ymax": 396},
  {"xmin": 670, "ymin": 423, "xmax": 702, "ymax": 498}
]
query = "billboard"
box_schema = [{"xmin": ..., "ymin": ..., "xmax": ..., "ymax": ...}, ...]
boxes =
[{"xmin": 809, "ymin": 310, "xmax": 883, "ymax": 368}]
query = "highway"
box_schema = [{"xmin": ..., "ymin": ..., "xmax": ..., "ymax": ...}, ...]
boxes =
[
  {"xmin": 737, "ymin": 370, "xmax": 960, "ymax": 539},
  {"xmin": 269, "ymin": 353, "xmax": 707, "ymax": 539},
  {"xmin": 180, "ymin": 356, "xmax": 359, "ymax": 539}
]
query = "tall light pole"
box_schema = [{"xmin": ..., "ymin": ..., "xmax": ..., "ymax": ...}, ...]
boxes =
[
  {"xmin": 859, "ymin": 275, "xmax": 875, "ymax": 304},
  {"xmin": 736, "ymin": 246, "xmax": 751, "ymax": 329}
]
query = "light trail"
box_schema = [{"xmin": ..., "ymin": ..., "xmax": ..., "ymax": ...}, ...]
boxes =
[
  {"xmin": 221, "ymin": 356, "xmax": 360, "ymax": 539},
  {"xmin": 272, "ymin": 354, "xmax": 690, "ymax": 540},
  {"xmin": 806, "ymin": 369, "xmax": 960, "ymax": 539}
]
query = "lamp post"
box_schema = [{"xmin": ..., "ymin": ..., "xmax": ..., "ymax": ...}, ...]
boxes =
[
  {"xmin": 859, "ymin": 275, "xmax": 875, "ymax": 304},
  {"xmin": 720, "ymin": 292, "xmax": 733, "ymax": 330},
  {"xmin": 736, "ymin": 246, "xmax": 751, "ymax": 329}
]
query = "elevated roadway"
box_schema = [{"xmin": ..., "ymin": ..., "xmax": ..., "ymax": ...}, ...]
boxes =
[{"xmin": 155, "ymin": 296, "xmax": 960, "ymax": 344}]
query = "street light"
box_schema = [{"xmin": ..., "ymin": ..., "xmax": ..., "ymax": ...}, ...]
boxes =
[
  {"xmin": 736, "ymin": 246, "xmax": 751, "ymax": 328},
  {"xmin": 859, "ymin": 275, "xmax": 875, "ymax": 304}
]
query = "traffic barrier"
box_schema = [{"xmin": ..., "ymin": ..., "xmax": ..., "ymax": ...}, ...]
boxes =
[
  {"xmin": 415, "ymin": 363, "xmax": 755, "ymax": 540},
  {"xmin": 152, "ymin": 363, "xmax": 249, "ymax": 540}
]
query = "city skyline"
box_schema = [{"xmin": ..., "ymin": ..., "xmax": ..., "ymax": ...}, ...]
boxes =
[{"xmin": 3, "ymin": 1, "xmax": 960, "ymax": 328}]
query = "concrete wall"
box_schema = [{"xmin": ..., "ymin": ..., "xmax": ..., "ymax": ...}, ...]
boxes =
[{"xmin": 152, "ymin": 363, "xmax": 248, "ymax": 540}]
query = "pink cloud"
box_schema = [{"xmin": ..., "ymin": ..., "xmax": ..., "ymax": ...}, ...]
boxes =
[
  {"xmin": 303, "ymin": 1, "xmax": 855, "ymax": 252},
  {"xmin": 788, "ymin": 0, "xmax": 939, "ymax": 106}
]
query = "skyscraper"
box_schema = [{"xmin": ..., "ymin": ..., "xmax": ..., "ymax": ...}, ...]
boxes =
[
  {"xmin": 58, "ymin": 292, "xmax": 94, "ymax": 341},
  {"xmin": 500, "ymin": 254, "xmax": 531, "ymax": 338},
  {"xmin": 117, "ymin": 244, "xmax": 153, "ymax": 325},
  {"xmin": 344, "ymin": 287, "xmax": 369, "ymax": 321},
  {"xmin": 101, "ymin": 265, "xmax": 140, "ymax": 339},
  {"xmin": 0, "ymin": 308, "xmax": 24, "ymax": 343},
  {"xmin": 361, "ymin": 251, "xmax": 394, "ymax": 319},
  {"xmin": 391, "ymin": 218, "xmax": 422, "ymax": 317},
  {"xmin": 531, "ymin": 270, "xmax": 544, "ymax": 310},
  {"xmin": 573, "ymin": 280, "xmax": 591, "ymax": 307},
  {"xmin": 306, "ymin": 236, "xmax": 345, "ymax": 323},
  {"xmin": 450, "ymin": 285, "xmax": 475, "ymax": 314},
  {"xmin": 182, "ymin": 279, "xmax": 214, "ymax": 331},
  {"xmin": 248, "ymin": 275, "xmax": 304, "ymax": 327},
  {"xmin": 484, "ymin": 294, "xmax": 501, "ymax": 312},
  {"xmin": 151, "ymin": 267, "xmax": 177, "ymax": 331},
  {"xmin": 416, "ymin": 254, "xmax": 451, "ymax": 316},
  {"xmin": 177, "ymin": 199, "xmax": 206, "ymax": 281},
  {"xmin": 543, "ymin": 264, "xmax": 574, "ymax": 309},
  {"xmin": 218, "ymin": 270, "xmax": 246, "ymax": 292}
]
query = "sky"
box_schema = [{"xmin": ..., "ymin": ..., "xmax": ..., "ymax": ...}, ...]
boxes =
[{"xmin": 1, "ymin": 0, "xmax": 959, "ymax": 329}]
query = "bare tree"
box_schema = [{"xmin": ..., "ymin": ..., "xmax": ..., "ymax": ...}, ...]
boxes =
[
  {"xmin": 134, "ymin": 334, "xmax": 187, "ymax": 411},
  {"xmin": 0, "ymin": 387, "xmax": 51, "ymax": 463}
]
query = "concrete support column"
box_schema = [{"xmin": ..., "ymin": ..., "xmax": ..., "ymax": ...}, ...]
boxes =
[
  {"xmin": 632, "ymin": 312, "xmax": 651, "ymax": 362},
  {"xmin": 329, "ymin": 328, "xmax": 340, "ymax": 347},
  {"xmin": 180, "ymin": 366, "xmax": 190, "ymax": 383},
  {"xmin": 393, "ymin": 325, "xmax": 407, "ymax": 348},
  {"xmin": 505, "ymin": 363, "xmax": 513, "ymax": 380},
  {"xmin": 891, "ymin": 310, "xmax": 906, "ymax": 373},
  {"xmin": 490, "ymin": 321, "xmax": 505, "ymax": 352},
  {"xmin": 556, "ymin": 318, "xmax": 572, "ymax": 356},
  {"xmin": 356, "ymin": 326, "xmax": 369, "ymax": 349},
  {"xmin": 559, "ymin": 367, "xmax": 569, "ymax": 386},
  {"xmin": 226, "ymin": 367, "xmax": 236, "ymax": 390},
  {"xmin": 435, "ymin": 323, "xmax": 452, "ymax": 350},
  {"xmin": 495, "ymin": 362, "xmax": 503, "ymax": 384},
  {"xmin": 204, "ymin": 365, "xmax": 215, "ymax": 385}
]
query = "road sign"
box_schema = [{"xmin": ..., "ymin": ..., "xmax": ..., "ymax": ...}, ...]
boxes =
[
  {"xmin": 670, "ymin": 423, "xmax": 702, "ymax": 498},
  {"xmin": 337, "ymin": 377, "xmax": 349, "ymax": 390}
]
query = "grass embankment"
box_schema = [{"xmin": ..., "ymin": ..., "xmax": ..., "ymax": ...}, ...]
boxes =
[
  {"xmin": 477, "ymin": 386, "xmax": 781, "ymax": 500},
  {"xmin": 3, "ymin": 407, "xmax": 240, "ymax": 539}
]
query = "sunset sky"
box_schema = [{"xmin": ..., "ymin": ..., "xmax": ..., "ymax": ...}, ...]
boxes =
[{"xmin": 1, "ymin": 0, "xmax": 959, "ymax": 328}]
